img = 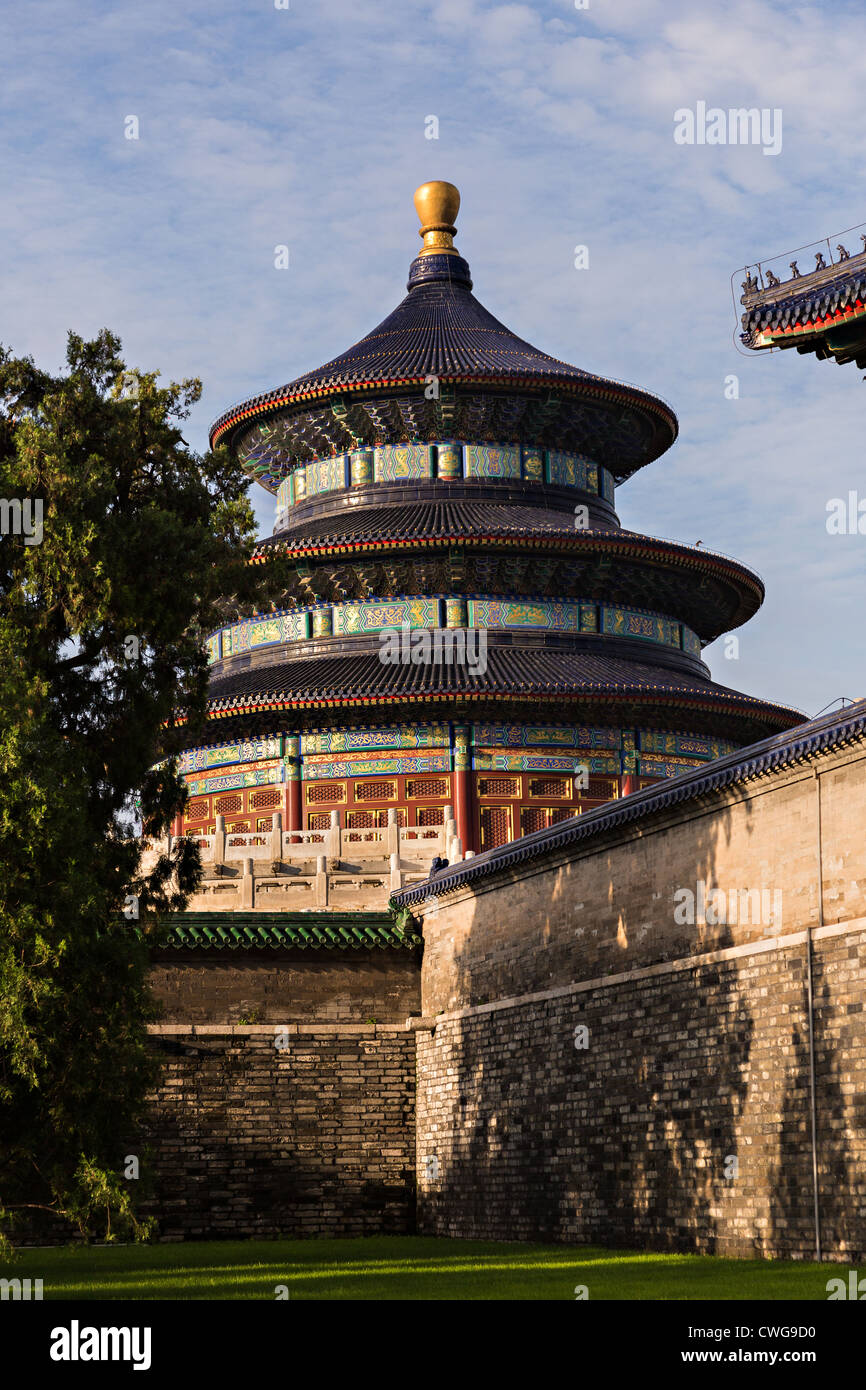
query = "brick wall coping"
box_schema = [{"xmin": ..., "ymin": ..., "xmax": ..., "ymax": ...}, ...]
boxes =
[
  {"xmin": 408, "ymin": 914, "xmax": 866, "ymax": 1030},
  {"xmin": 147, "ymin": 1021, "xmax": 414, "ymax": 1036},
  {"xmin": 151, "ymin": 911, "xmax": 420, "ymax": 952},
  {"xmin": 392, "ymin": 697, "xmax": 866, "ymax": 908}
]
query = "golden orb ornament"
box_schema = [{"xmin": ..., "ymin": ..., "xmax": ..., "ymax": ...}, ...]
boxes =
[{"xmin": 414, "ymin": 180, "xmax": 461, "ymax": 256}]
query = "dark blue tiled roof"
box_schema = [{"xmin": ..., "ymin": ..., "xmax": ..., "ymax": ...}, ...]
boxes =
[
  {"xmin": 206, "ymin": 646, "xmax": 801, "ymax": 739},
  {"xmin": 210, "ymin": 251, "xmax": 678, "ymax": 468}
]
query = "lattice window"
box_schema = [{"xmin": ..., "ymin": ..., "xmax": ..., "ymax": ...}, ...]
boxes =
[
  {"xmin": 584, "ymin": 777, "xmax": 618, "ymax": 800},
  {"xmin": 347, "ymin": 808, "xmax": 407, "ymax": 829},
  {"xmin": 478, "ymin": 777, "xmax": 520, "ymax": 798},
  {"xmin": 520, "ymin": 806, "xmax": 548, "ymax": 835},
  {"xmin": 215, "ymin": 794, "xmax": 243, "ymax": 815},
  {"xmin": 186, "ymin": 798, "xmax": 210, "ymax": 820},
  {"xmin": 406, "ymin": 777, "xmax": 449, "ymax": 799},
  {"xmin": 354, "ymin": 779, "xmax": 396, "ymax": 802},
  {"xmin": 528, "ymin": 777, "xmax": 570, "ymax": 799},
  {"xmin": 480, "ymin": 805, "xmax": 511, "ymax": 848},
  {"xmin": 308, "ymin": 813, "xmax": 331, "ymax": 830},
  {"xmin": 229, "ymin": 821, "xmax": 249, "ymax": 833},
  {"xmin": 250, "ymin": 788, "xmax": 282, "ymax": 810},
  {"xmin": 306, "ymin": 782, "xmax": 346, "ymax": 804},
  {"xmin": 417, "ymin": 806, "xmax": 444, "ymax": 826},
  {"xmin": 551, "ymin": 807, "xmax": 577, "ymax": 825},
  {"xmin": 256, "ymin": 817, "xmax": 274, "ymax": 832}
]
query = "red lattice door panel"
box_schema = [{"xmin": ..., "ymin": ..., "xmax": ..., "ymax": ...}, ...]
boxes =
[{"xmin": 480, "ymin": 805, "xmax": 512, "ymax": 849}]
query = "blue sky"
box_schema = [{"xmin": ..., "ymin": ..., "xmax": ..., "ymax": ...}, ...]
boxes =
[{"xmin": 1, "ymin": 0, "xmax": 864, "ymax": 717}]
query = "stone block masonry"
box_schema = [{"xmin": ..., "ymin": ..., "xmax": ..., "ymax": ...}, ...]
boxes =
[
  {"xmin": 415, "ymin": 921, "xmax": 866, "ymax": 1259},
  {"xmin": 404, "ymin": 706, "xmax": 866, "ymax": 1260},
  {"xmin": 141, "ymin": 1025, "xmax": 416, "ymax": 1241},
  {"xmin": 149, "ymin": 949, "xmax": 420, "ymax": 1026}
]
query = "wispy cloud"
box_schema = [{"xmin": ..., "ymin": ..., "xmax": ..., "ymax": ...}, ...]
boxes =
[{"xmin": 1, "ymin": 0, "xmax": 863, "ymax": 715}]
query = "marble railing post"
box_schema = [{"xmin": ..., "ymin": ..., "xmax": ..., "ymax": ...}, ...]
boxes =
[
  {"xmin": 240, "ymin": 857, "xmax": 254, "ymax": 909},
  {"xmin": 387, "ymin": 808, "xmax": 399, "ymax": 856},
  {"xmin": 316, "ymin": 855, "xmax": 329, "ymax": 908},
  {"xmin": 270, "ymin": 811, "xmax": 282, "ymax": 862},
  {"xmin": 329, "ymin": 809, "xmax": 341, "ymax": 860},
  {"xmin": 212, "ymin": 815, "xmax": 225, "ymax": 867}
]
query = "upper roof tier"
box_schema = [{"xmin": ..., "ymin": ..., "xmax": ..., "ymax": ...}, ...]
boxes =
[{"xmin": 210, "ymin": 182, "xmax": 678, "ymax": 489}]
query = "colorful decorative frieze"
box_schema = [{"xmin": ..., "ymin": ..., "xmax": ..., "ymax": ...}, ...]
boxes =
[
  {"xmin": 271, "ymin": 441, "xmax": 614, "ymax": 518},
  {"xmin": 581, "ymin": 604, "xmax": 598, "ymax": 632},
  {"xmin": 547, "ymin": 450, "xmax": 597, "ymax": 492},
  {"xmin": 601, "ymin": 606, "xmax": 681, "ymax": 647},
  {"xmin": 350, "ymin": 448, "xmax": 373, "ymax": 486},
  {"xmin": 374, "ymin": 442, "xmax": 433, "ymax": 482},
  {"xmin": 219, "ymin": 611, "xmax": 309, "ymax": 659},
  {"xmin": 468, "ymin": 598, "xmax": 584, "ymax": 633},
  {"xmin": 474, "ymin": 749, "xmax": 622, "ymax": 775},
  {"xmin": 681, "ymin": 626, "xmax": 702, "ymax": 659},
  {"xmin": 210, "ymin": 598, "xmax": 699, "ymax": 666},
  {"xmin": 312, "ymin": 606, "xmax": 333, "ymax": 639},
  {"xmin": 638, "ymin": 731, "xmax": 736, "ymax": 760},
  {"xmin": 473, "ymin": 723, "xmax": 622, "ymax": 749},
  {"xmin": 333, "ymin": 597, "xmax": 441, "ymax": 635},
  {"xmin": 436, "ymin": 443, "xmax": 461, "ymax": 479},
  {"xmin": 308, "ymin": 455, "xmax": 349, "ymax": 496},
  {"xmin": 276, "ymin": 476, "xmax": 293, "ymax": 512},
  {"xmin": 304, "ymin": 752, "xmax": 451, "ymax": 780},
  {"xmin": 302, "ymin": 723, "xmax": 448, "ymax": 755},
  {"xmin": 180, "ymin": 736, "xmax": 283, "ymax": 774},
  {"xmin": 445, "ymin": 596, "xmax": 468, "ymax": 628},
  {"xmin": 464, "ymin": 443, "xmax": 521, "ymax": 479},
  {"xmin": 522, "ymin": 449, "xmax": 544, "ymax": 481},
  {"xmin": 453, "ymin": 724, "xmax": 472, "ymax": 772},
  {"xmin": 639, "ymin": 755, "xmax": 709, "ymax": 779},
  {"xmin": 184, "ymin": 758, "xmax": 283, "ymax": 796}
]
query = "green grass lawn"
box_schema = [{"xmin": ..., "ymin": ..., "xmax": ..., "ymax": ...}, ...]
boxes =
[{"xmin": 0, "ymin": 1237, "xmax": 841, "ymax": 1300}]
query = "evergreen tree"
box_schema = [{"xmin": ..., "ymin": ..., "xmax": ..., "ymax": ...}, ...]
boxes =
[{"xmin": 0, "ymin": 330, "xmax": 268, "ymax": 1245}]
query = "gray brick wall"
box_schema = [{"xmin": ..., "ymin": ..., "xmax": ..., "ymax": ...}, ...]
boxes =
[
  {"xmin": 141, "ymin": 1026, "xmax": 416, "ymax": 1240},
  {"xmin": 416, "ymin": 928, "xmax": 866, "ymax": 1259}
]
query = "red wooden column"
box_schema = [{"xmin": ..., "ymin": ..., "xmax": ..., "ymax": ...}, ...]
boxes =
[
  {"xmin": 285, "ymin": 734, "xmax": 302, "ymax": 840},
  {"xmin": 621, "ymin": 731, "xmax": 638, "ymax": 799},
  {"xmin": 452, "ymin": 723, "xmax": 477, "ymax": 854}
]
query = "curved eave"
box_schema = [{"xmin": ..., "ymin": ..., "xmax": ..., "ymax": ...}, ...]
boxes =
[
  {"xmin": 751, "ymin": 297, "xmax": 866, "ymax": 348},
  {"xmin": 209, "ymin": 371, "xmax": 678, "ymax": 472},
  {"xmin": 251, "ymin": 527, "xmax": 765, "ymax": 630},
  {"xmin": 193, "ymin": 686, "xmax": 801, "ymax": 731}
]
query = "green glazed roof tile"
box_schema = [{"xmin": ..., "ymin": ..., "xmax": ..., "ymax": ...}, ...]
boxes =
[{"xmin": 156, "ymin": 911, "xmax": 421, "ymax": 953}]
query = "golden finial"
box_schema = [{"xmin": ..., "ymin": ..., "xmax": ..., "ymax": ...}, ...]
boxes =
[{"xmin": 414, "ymin": 181, "xmax": 460, "ymax": 257}]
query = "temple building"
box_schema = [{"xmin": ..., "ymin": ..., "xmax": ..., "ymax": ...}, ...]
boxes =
[
  {"xmin": 739, "ymin": 223, "xmax": 866, "ymax": 373},
  {"xmin": 175, "ymin": 181, "xmax": 801, "ymax": 890}
]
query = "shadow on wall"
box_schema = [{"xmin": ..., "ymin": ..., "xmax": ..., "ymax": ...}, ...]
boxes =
[
  {"xmin": 767, "ymin": 945, "xmax": 860, "ymax": 1262},
  {"xmin": 417, "ymin": 793, "xmax": 844, "ymax": 1257}
]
